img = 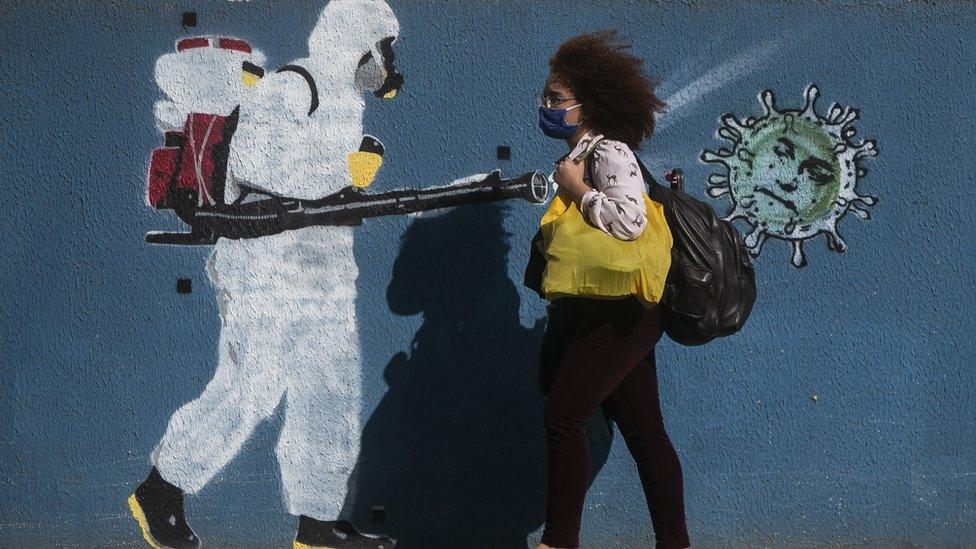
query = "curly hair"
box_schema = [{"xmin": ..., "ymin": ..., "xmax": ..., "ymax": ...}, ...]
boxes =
[{"xmin": 549, "ymin": 30, "xmax": 666, "ymax": 150}]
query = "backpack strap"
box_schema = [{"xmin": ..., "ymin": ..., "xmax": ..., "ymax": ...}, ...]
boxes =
[
  {"xmin": 576, "ymin": 137, "xmax": 604, "ymax": 189},
  {"xmin": 633, "ymin": 155, "xmax": 664, "ymax": 192},
  {"xmin": 276, "ymin": 64, "xmax": 319, "ymax": 116},
  {"xmin": 578, "ymin": 140, "xmax": 664, "ymax": 193}
]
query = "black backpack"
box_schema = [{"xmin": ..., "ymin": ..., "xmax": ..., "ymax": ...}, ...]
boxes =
[
  {"xmin": 635, "ymin": 157, "xmax": 757, "ymax": 346},
  {"xmin": 522, "ymin": 153, "xmax": 757, "ymax": 347}
]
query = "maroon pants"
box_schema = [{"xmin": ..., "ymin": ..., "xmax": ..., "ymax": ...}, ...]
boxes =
[{"xmin": 539, "ymin": 297, "xmax": 690, "ymax": 549}]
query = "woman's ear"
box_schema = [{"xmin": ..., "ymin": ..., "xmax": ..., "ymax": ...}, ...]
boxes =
[{"xmin": 575, "ymin": 105, "xmax": 587, "ymax": 126}]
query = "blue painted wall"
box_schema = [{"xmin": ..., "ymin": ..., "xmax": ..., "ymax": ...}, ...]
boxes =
[{"xmin": 2, "ymin": 1, "xmax": 974, "ymax": 547}]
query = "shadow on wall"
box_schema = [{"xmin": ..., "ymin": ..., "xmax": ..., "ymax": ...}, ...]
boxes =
[{"xmin": 343, "ymin": 203, "xmax": 612, "ymax": 548}]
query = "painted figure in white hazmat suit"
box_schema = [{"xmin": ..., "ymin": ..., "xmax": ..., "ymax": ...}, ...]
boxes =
[{"xmin": 129, "ymin": 2, "xmax": 403, "ymax": 548}]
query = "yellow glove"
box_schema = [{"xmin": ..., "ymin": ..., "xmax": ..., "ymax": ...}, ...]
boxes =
[{"xmin": 347, "ymin": 135, "xmax": 385, "ymax": 189}]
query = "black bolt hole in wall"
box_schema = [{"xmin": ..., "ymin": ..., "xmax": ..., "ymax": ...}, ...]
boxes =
[
  {"xmin": 497, "ymin": 145, "xmax": 511, "ymax": 160},
  {"xmin": 176, "ymin": 278, "xmax": 192, "ymax": 294},
  {"xmin": 342, "ymin": 203, "xmax": 612, "ymax": 548},
  {"xmin": 182, "ymin": 11, "xmax": 197, "ymax": 28}
]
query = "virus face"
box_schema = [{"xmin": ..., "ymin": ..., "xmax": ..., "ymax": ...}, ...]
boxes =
[{"xmin": 701, "ymin": 85, "xmax": 878, "ymax": 267}]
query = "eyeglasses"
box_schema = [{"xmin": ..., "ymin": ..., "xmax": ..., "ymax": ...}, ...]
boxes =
[{"xmin": 538, "ymin": 92, "xmax": 577, "ymax": 109}]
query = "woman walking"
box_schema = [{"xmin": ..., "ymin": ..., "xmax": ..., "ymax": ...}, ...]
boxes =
[{"xmin": 531, "ymin": 30, "xmax": 690, "ymax": 549}]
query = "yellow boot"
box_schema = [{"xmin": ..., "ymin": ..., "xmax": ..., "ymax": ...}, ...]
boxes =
[{"xmin": 127, "ymin": 468, "xmax": 200, "ymax": 549}]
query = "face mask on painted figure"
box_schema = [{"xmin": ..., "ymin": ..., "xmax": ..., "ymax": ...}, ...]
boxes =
[{"xmin": 538, "ymin": 104, "xmax": 582, "ymax": 139}]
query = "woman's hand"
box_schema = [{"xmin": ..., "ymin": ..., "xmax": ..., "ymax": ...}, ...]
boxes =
[{"xmin": 552, "ymin": 156, "xmax": 592, "ymax": 204}]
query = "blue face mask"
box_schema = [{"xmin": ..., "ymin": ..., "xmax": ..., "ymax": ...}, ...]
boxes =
[{"xmin": 538, "ymin": 104, "xmax": 582, "ymax": 139}]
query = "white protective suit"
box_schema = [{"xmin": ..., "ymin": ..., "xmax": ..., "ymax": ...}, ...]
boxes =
[
  {"xmin": 153, "ymin": 38, "xmax": 266, "ymax": 132},
  {"xmin": 152, "ymin": 0, "xmax": 400, "ymax": 521}
]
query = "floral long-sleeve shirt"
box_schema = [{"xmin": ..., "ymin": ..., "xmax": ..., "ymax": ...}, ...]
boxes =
[{"xmin": 567, "ymin": 131, "xmax": 648, "ymax": 241}]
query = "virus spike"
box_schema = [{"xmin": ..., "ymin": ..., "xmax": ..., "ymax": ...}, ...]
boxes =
[
  {"xmin": 854, "ymin": 140, "xmax": 878, "ymax": 159},
  {"xmin": 723, "ymin": 206, "xmax": 750, "ymax": 222},
  {"xmin": 827, "ymin": 103, "xmax": 844, "ymax": 123},
  {"xmin": 825, "ymin": 227, "xmax": 847, "ymax": 252},
  {"xmin": 784, "ymin": 218, "xmax": 798, "ymax": 235},
  {"xmin": 825, "ymin": 103, "xmax": 858, "ymax": 127},
  {"xmin": 789, "ymin": 240, "xmax": 807, "ymax": 267},
  {"xmin": 700, "ymin": 150, "xmax": 731, "ymax": 164},
  {"xmin": 744, "ymin": 225, "xmax": 768, "ymax": 256},
  {"xmin": 848, "ymin": 204, "xmax": 871, "ymax": 220},
  {"xmin": 718, "ymin": 126, "xmax": 740, "ymax": 144},
  {"xmin": 708, "ymin": 173, "xmax": 729, "ymax": 186},
  {"xmin": 720, "ymin": 113, "xmax": 749, "ymax": 135},
  {"xmin": 802, "ymin": 84, "xmax": 820, "ymax": 114},
  {"xmin": 853, "ymin": 193, "xmax": 878, "ymax": 206},
  {"xmin": 707, "ymin": 185, "xmax": 730, "ymax": 198},
  {"xmin": 759, "ymin": 90, "xmax": 776, "ymax": 117}
]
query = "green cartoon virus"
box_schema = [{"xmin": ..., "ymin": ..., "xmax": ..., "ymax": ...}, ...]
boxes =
[{"xmin": 701, "ymin": 84, "xmax": 878, "ymax": 267}]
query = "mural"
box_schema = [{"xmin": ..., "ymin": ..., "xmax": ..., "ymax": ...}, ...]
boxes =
[
  {"xmin": 131, "ymin": 1, "xmax": 546, "ymax": 548},
  {"xmin": 701, "ymin": 85, "xmax": 878, "ymax": 267},
  {"xmin": 132, "ymin": 0, "xmax": 406, "ymax": 546}
]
